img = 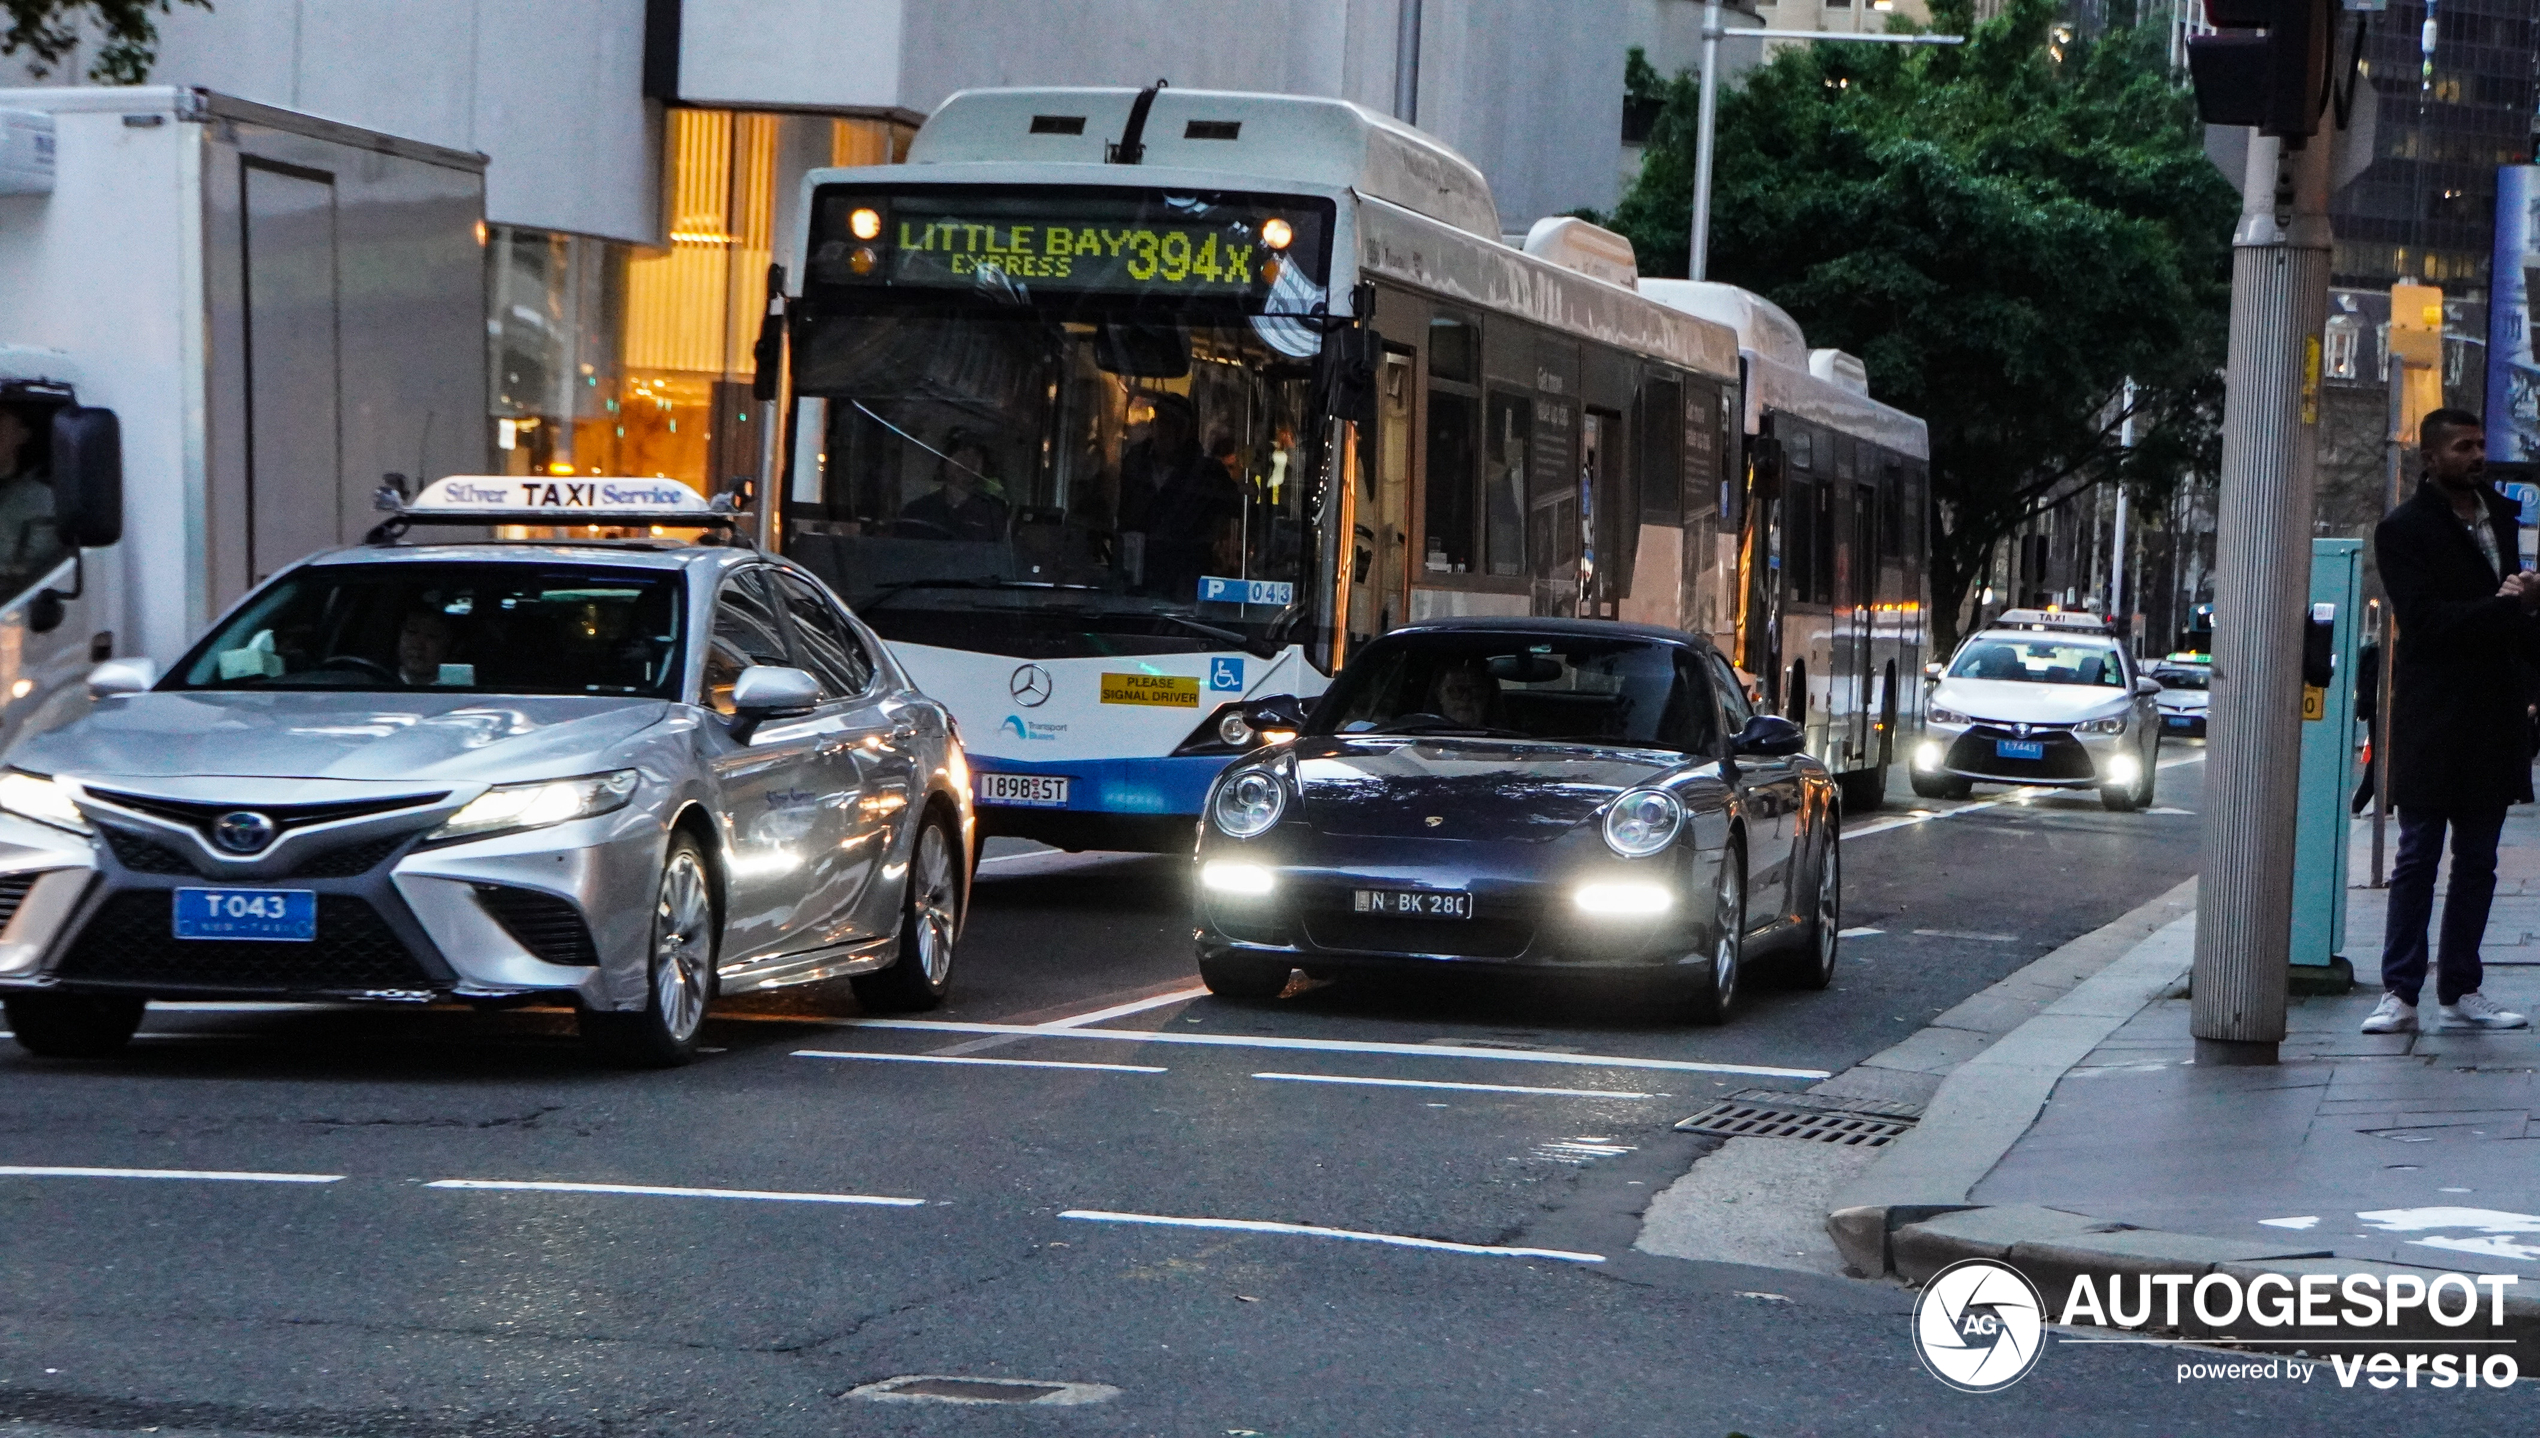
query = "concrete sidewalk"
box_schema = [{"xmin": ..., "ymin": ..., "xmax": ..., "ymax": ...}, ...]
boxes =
[{"xmin": 1823, "ymin": 806, "xmax": 2540, "ymax": 1339}]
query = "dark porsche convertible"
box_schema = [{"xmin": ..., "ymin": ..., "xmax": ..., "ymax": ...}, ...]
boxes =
[{"xmin": 1191, "ymin": 619, "xmax": 1841, "ymax": 1023}]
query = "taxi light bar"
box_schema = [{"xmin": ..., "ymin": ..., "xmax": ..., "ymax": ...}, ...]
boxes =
[
  {"xmin": 368, "ymin": 474, "xmax": 745, "ymax": 543},
  {"xmin": 1991, "ymin": 608, "xmax": 2112, "ymax": 634}
]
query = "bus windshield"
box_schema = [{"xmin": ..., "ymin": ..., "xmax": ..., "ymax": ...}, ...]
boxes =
[
  {"xmin": 781, "ymin": 186, "xmax": 1334, "ymax": 660},
  {"xmin": 786, "ymin": 306, "xmax": 1320, "ymax": 659}
]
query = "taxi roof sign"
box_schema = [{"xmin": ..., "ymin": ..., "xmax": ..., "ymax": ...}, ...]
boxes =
[
  {"xmin": 370, "ymin": 474, "xmax": 744, "ymax": 541},
  {"xmin": 1989, "ymin": 608, "xmax": 2112, "ymax": 634}
]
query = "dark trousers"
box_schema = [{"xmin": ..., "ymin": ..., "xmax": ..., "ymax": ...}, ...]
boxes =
[{"xmin": 2381, "ymin": 806, "xmax": 2506, "ymax": 1006}]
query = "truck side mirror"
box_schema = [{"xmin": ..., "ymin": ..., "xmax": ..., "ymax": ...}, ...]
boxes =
[{"xmin": 52, "ymin": 407, "xmax": 123, "ymax": 549}]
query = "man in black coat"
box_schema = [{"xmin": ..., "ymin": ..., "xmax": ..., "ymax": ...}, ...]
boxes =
[{"xmin": 2365, "ymin": 408, "xmax": 2536, "ymax": 1034}]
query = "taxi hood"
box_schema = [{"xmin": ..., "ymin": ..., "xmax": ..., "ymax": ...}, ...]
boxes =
[
  {"xmin": 13, "ymin": 692, "xmax": 675, "ymax": 783},
  {"xmin": 1932, "ymin": 678, "xmax": 2132, "ymax": 725},
  {"xmin": 1288, "ymin": 735, "xmax": 1686, "ymax": 842}
]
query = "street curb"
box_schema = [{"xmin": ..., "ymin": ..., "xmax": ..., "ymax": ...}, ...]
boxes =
[{"xmin": 1825, "ymin": 880, "xmax": 2200, "ymax": 1278}]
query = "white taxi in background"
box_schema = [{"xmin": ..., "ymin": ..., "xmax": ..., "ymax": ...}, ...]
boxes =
[
  {"xmin": 1912, "ymin": 610, "xmax": 2164, "ymax": 812},
  {"xmin": 2148, "ymin": 654, "xmax": 2211, "ymax": 739}
]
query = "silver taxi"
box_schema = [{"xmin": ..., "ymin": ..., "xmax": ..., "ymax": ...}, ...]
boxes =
[
  {"xmin": 1911, "ymin": 609, "xmax": 2163, "ymax": 812},
  {"xmin": 0, "ymin": 478, "xmax": 972, "ymax": 1065}
]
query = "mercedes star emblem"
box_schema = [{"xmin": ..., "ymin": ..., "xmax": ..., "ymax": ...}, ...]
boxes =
[
  {"xmin": 1010, "ymin": 663, "xmax": 1053, "ymax": 708},
  {"xmin": 212, "ymin": 810, "xmax": 277, "ymax": 854},
  {"xmin": 1424, "ymin": 815, "xmax": 1445, "ymax": 828}
]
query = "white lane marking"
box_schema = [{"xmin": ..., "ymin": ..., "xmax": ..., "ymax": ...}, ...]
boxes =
[
  {"xmin": 0, "ymin": 1165, "xmax": 343, "ymax": 1184},
  {"xmin": 1913, "ymin": 929, "xmax": 2016, "ymax": 942},
  {"xmin": 1058, "ymin": 1208, "xmax": 1604, "ymax": 1264},
  {"xmin": 2259, "ymin": 1216, "xmax": 2321, "ymax": 1229},
  {"xmin": 842, "ymin": 1020, "xmax": 1830, "ymax": 1079},
  {"xmin": 1836, "ymin": 926, "xmax": 1883, "ymax": 938},
  {"xmin": 1252, "ymin": 1071, "xmax": 1662, "ymax": 1100},
  {"xmin": 1846, "ymin": 751, "xmax": 2206, "ymax": 840},
  {"xmin": 145, "ymin": 1001, "xmax": 340, "ymax": 1012},
  {"xmin": 795, "ymin": 1050, "xmax": 1165, "ymax": 1074},
  {"xmin": 426, "ymin": 1179, "xmax": 924, "ymax": 1206},
  {"xmin": 1038, "ymin": 985, "xmax": 1210, "ymax": 1029}
]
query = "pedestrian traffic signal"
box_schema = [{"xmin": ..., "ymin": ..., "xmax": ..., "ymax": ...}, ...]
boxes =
[{"xmin": 2187, "ymin": 0, "xmax": 2335, "ymax": 140}]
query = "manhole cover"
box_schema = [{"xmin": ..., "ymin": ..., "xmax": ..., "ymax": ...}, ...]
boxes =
[
  {"xmin": 848, "ymin": 1375, "xmax": 1120, "ymax": 1406},
  {"xmin": 1675, "ymin": 1096, "xmax": 1917, "ymax": 1147}
]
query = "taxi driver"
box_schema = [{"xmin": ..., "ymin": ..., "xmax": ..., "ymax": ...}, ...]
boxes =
[{"xmin": 397, "ymin": 604, "xmax": 457, "ymax": 686}]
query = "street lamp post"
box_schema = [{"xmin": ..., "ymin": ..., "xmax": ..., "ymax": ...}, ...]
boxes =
[{"xmin": 1688, "ymin": 3, "xmax": 1963, "ymax": 280}]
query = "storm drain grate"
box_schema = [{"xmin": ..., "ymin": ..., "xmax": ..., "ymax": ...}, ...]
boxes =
[
  {"xmin": 848, "ymin": 1375, "xmax": 1121, "ymax": 1407},
  {"xmin": 1675, "ymin": 1092, "xmax": 1919, "ymax": 1148}
]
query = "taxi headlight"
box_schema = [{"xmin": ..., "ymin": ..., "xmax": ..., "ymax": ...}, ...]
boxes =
[
  {"xmin": 1211, "ymin": 768, "xmax": 1286, "ymax": 839},
  {"xmin": 2074, "ymin": 716, "xmax": 2126, "ymax": 735},
  {"xmin": 1602, "ymin": 788, "xmax": 1684, "ymax": 859},
  {"xmin": 1927, "ymin": 705, "xmax": 1970, "ymax": 725},
  {"xmin": 0, "ymin": 770, "xmax": 89, "ymax": 835},
  {"xmin": 428, "ymin": 770, "xmax": 639, "ymax": 843}
]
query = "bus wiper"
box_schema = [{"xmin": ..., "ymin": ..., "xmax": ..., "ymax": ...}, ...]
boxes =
[
  {"xmin": 862, "ymin": 577, "xmax": 1106, "ymax": 608},
  {"xmin": 1142, "ymin": 611, "xmax": 1278, "ymax": 659}
]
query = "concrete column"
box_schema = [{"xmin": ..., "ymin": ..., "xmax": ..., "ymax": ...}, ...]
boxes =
[{"xmin": 2192, "ymin": 132, "xmax": 2334, "ymax": 1065}]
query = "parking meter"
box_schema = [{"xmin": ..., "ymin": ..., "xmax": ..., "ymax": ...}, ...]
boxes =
[{"xmin": 2291, "ymin": 539, "xmax": 2362, "ymax": 985}]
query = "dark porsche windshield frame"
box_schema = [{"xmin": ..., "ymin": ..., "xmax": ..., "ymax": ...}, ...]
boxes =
[
  {"xmin": 1310, "ymin": 632, "xmax": 1717, "ymax": 752},
  {"xmin": 168, "ymin": 563, "xmax": 687, "ymax": 698}
]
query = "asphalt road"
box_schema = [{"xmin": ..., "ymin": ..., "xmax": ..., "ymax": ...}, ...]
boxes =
[{"xmin": 4, "ymin": 748, "xmax": 2504, "ymax": 1435}]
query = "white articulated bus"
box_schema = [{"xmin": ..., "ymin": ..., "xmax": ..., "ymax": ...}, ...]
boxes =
[{"xmin": 771, "ymin": 85, "xmax": 1929, "ymax": 849}]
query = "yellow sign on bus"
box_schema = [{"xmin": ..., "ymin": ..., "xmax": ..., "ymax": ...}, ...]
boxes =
[{"xmin": 1101, "ymin": 672, "xmax": 1200, "ymax": 707}]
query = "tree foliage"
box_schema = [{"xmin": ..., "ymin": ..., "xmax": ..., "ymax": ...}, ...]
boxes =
[
  {"xmin": 1605, "ymin": 0, "xmax": 2236, "ymax": 651},
  {"xmin": 4, "ymin": 0, "xmax": 208, "ymax": 84}
]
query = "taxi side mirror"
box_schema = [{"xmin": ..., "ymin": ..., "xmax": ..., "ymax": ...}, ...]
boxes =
[
  {"xmin": 729, "ymin": 664, "xmax": 820, "ymax": 742},
  {"xmin": 86, "ymin": 657, "xmax": 156, "ymax": 698},
  {"xmin": 2134, "ymin": 677, "xmax": 2162, "ymax": 697}
]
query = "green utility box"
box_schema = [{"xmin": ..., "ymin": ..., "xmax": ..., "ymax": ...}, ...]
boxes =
[{"xmin": 2291, "ymin": 538, "xmax": 2362, "ymax": 987}]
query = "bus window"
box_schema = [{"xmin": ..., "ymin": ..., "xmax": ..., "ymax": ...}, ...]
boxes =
[
  {"xmin": 1639, "ymin": 377, "xmax": 1683, "ymax": 526},
  {"xmin": 1429, "ymin": 316, "xmax": 1477, "ymax": 383},
  {"xmin": 1423, "ymin": 389, "xmax": 1478, "ymax": 575},
  {"xmin": 1785, "ymin": 476, "xmax": 1816, "ymax": 604},
  {"xmin": 1812, "ymin": 477, "xmax": 1836, "ymax": 605},
  {"xmin": 1485, "ymin": 391, "xmax": 1531, "ymax": 578}
]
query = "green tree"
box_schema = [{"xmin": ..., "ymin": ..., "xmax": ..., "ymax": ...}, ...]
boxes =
[
  {"xmin": 5, "ymin": 0, "xmax": 210, "ymax": 84},
  {"xmin": 1606, "ymin": 0, "xmax": 2235, "ymax": 653}
]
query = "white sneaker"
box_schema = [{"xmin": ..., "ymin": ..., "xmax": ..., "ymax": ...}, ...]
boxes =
[
  {"xmin": 2437, "ymin": 993, "xmax": 2530, "ymax": 1031},
  {"xmin": 2360, "ymin": 993, "xmax": 2417, "ymax": 1034}
]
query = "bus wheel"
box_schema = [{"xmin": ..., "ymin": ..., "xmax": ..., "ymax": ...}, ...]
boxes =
[{"xmin": 1838, "ymin": 766, "xmax": 1886, "ymax": 814}]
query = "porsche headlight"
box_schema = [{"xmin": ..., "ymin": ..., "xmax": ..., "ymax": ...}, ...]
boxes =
[
  {"xmin": 0, "ymin": 770, "xmax": 89, "ymax": 835},
  {"xmin": 1602, "ymin": 788, "xmax": 1685, "ymax": 859},
  {"xmin": 428, "ymin": 770, "xmax": 639, "ymax": 843},
  {"xmin": 1211, "ymin": 768, "xmax": 1287, "ymax": 839},
  {"xmin": 1927, "ymin": 705, "xmax": 1970, "ymax": 726},
  {"xmin": 2074, "ymin": 716, "xmax": 2126, "ymax": 735}
]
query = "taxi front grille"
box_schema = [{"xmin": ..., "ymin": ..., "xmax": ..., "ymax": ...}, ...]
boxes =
[
  {"xmin": 97, "ymin": 827, "xmax": 412, "ymax": 879},
  {"xmin": 472, "ymin": 885, "xmax": 601, "ymax": 966},
  {"xmin": 55, "ymin": 892, "xmax": 435, "ymax": 993},
  {"xmin": 0, "ymin": 873, "xmax": 39, "ymax": 929},
  {"xmin": 1945, "ymin": 727, "xmax": 2097, "ymax": 782},
  {"xmin": 101, "ymin": 826, "xmax": 196, "ymax": 875}
]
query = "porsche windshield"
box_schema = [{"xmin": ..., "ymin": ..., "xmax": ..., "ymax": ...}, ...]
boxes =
[
  {"xmin": 169, "ymin": 564, "xmax": 686, "ymax": 697},
  {"xmin": 1312, "ymin": 634, "xmax": 1715, "ymax": 751}
]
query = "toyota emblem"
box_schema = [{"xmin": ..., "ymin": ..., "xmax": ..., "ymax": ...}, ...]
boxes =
[
  {"xmin": 1010, "ymin": 664, "xmax": 1053, "ymax": 708},
  {"xmin": 212, "ymin": 810, "xmax": 276, "ymax": 854}
]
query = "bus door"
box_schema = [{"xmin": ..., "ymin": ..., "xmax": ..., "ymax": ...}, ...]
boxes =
[
  {"xmin": 1839, "ymin": 474, "xmax": 1878, "ymax": 772},
  {"xmin": 1350, "ymin": 348, "xmax": 1418, "ymax": 641}
]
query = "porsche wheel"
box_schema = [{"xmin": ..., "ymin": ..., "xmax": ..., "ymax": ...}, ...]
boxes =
[
  {"xmin": 4, "ymin": 993, "xmax": 145, "ymax": 1058},
  {"xmin": 1788, "ymin": 826, "xmax": 1840, "ymax": 991},
  {"xmin": 854, "ymin": 811, "xmax": 961, "ymax": 1013},
  {"xmin": 581, "ymin": 834, "xmax": 715, "ymax": 1067},
  {"xmin": 1685, "ymin": 843, "xmax": 1746, "ymax": 1026},
  {"xmin": 1197, "ymin": 952, "xmax": 1293, "ymax": 1002}
]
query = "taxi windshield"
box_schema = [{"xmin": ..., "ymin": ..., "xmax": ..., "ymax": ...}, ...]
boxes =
[
  {"xmin": 169, "ymin": 563, "xmax": 685, "ymax": 697},
  {"xmin": 1310, "ymin": 633, "xmax": 1714, "ymax": 751},
  {"xmin": 1948, "ymin": 638, "xmax": 2126, "ymax": 687},
  {"xmin": 2151, "ymin": 666, "xmax": 2210, "ymax": 691}
]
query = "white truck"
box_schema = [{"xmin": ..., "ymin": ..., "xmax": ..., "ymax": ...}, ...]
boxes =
[{"xmin": 0, "ymin": 86, "xmax": 488, "ymax": 749}]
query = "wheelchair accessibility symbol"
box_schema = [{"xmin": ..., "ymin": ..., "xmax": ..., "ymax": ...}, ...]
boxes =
[{"xmin": 1210, "ymin": 657, "xmax": 1243, "ymax": 692}]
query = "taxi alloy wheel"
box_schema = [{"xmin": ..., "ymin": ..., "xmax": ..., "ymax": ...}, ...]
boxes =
[
  {"xmin": 3, "ymin": 993, "xmax": 145, "ymax": 1059},
  {"xmin": 853, "ymin": 812, "xmax": 961, "ymax": 1013},
  {"xmin": 1686, "ymin": 846, "xmax": 1746, "ymax": 1026},
  {"xmin": 581, "ymin": 834, "xmax": 715, "ymax": 1067}
]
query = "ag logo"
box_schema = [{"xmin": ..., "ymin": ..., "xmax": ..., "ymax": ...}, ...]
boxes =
[
  {"xmin": 1009, "ymin": 663, "xmax": 1052, "ymax": 708},
  {"xmin": 1912, "ymin": 1258, "xmax": 2045, "ymax": 1393}
]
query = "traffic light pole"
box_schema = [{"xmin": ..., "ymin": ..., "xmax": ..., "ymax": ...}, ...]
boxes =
[{"xmin": 2192, "ymin": 131, "xmax": 2334, "ymax": 1066}]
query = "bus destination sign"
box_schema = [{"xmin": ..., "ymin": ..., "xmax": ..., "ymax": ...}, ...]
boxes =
[{"xmin": 811, "ymin": 192, "xmax": 1326, "ymax": 297}]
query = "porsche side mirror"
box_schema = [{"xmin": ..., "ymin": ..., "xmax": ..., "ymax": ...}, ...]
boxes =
[
  {"xmin": 729, "ymin": 664, "xmax": 820, "ymax": 742},
  {"xmin": 1732, "ymin": 713, "xmax": 1806, "ymax": 757},
  {"xmin": 2134, "ymin": 677, "xmax": 2162, "ymax": 697},
  {"xmin": 86, "ymin": 657, "xmax": 156, "ymax": 698},
  {"xmin": 1242, "ymin": 693, "xmax": 1307, "ymax": 733}
]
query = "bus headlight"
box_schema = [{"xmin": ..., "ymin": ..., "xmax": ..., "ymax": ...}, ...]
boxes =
[{"xmin": 1211, "ymin": 769, "xmax": 1286, "ymax": 839}]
